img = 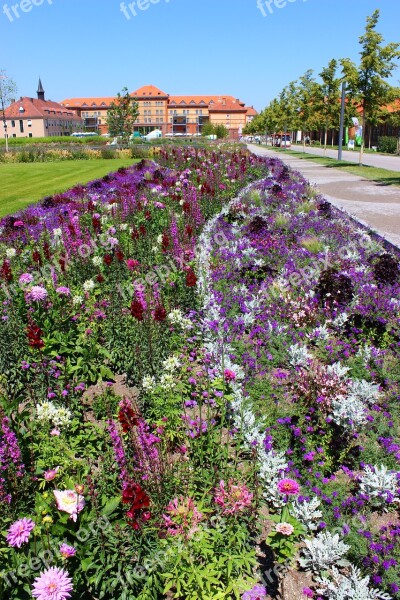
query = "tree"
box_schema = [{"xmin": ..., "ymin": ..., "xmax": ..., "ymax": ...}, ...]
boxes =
[
  {"xmin": 201, "ymin": 121, "xmax": 215, "ymax": 137},
  {"xmin": 107, "ymin": 87, "xmax": 139, "ymax": 146},
  {"xmin": 214, "ymin": 124, "xmax": 229, "ymax": 139},
  {"xmin": 341, "ymin": 9, "xmax": 400, "ymax": 164},
  {"xmin": 314, "ymin": 59, "xmax": 342, "ymax": 154},
  {"xmin": 0, "ymin": 70, "xmax": 17, "ymax": 152},
  {"xmin": 296, "ymin": 70, "xmax": 320, "ymax": 147}
]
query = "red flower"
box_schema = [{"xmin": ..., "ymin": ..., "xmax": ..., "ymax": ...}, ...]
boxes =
[
  {"xmin": 130, "ymin": 300, "xmax": 144, "ymax": 321},
  {"xmin": 43, "ymin": 242, "xmax": 51, "ymax": 261},
  {"xmin": 161, "ymin": 233, "xmax": 170, "ymax": 252},
  {"xmin": 115, "ymin": 249, "xmax": 124, "ymax": 262},
  {"xmin": 27, "ymin": 323, "xmax": 44, "ymax": 349},
  {"xmin": 103, "ymin": 254, "xmax": 113, "ymax": 266},
  {"xmin": 139, "ymin": 225, "xmax": 146, "ymax": 237},
  {"xmin": 92, "ymin": 216, "xmax": 101, "ymax": 233},
  {"xmin": 96, "ymin": 273, "xmax": 104, "ymax": 283},
  {"xmin": 186, "ymin": 268, "xmax": 197, "ymax": 287},
  {"xmin": 122, "ymin": 482, "xmax": 150, "ymax": 510},
  {"xmin": 32, "ymin": 250, "xmax": 42, "ymax": 266},
  {"xmin": 118, "ymin": 405, "xmax": 138, "ymax": 433},
  {"xmin": 131, "ymin": 228, "xmax": 139, "ymax": 241},
  {"xmin": 153, "ymin": 305, "xmax": 167, "ymax": 322},
  {"xmin": 1, "ymin": 260, "xmax": 12, "ymax": 282},
  {"xmin": 185, "ymin": 225, "xmax": 193, "ymax": 237}
]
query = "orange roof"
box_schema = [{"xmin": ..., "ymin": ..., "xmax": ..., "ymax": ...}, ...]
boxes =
[
  {"xmin": 169, "ymin": 95, "xmax": 246, "ymax": 108},
  {"xmin": 131, "ymin": 85, "xmax": 168, "ymax": 97},
  {"xmin": 5, "ymin": 97, "xmax": 81, "ymax": 120},
  {"xmin": 60, "ymin": 97, "xmax": 115, "ymax": 108},
  {"xmin": 245, "ymin": 106, "xmax": 257, "ymax": 116}
]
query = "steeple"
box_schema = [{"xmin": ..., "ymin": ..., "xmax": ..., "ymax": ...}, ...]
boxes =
[{"xmin": 37, "ymin": 78, "xmax": 45, "ymax": 101}]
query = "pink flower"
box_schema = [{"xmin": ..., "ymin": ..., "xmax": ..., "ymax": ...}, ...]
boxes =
[
  {"xmin": 50, "ymin": 429, "xmax": 60, "ymax": 436},
  {"xmin": 19, "ymin": 273, "xmax": 34, "ymax": 285},
  {"xmin": 214, "ymin": 479, "xmax": 253, "ymax": 515},
  {"xmin": 32, "ymin": 567, "xmax": 73, "ymax": 600},
  {"xmin": 56, "ymin": 287, "xmax": 71, "ymax": 296},
  {"xmin": 27, "ymin": 286, "xmax": 48, "ymax": 302},
  {"xmin": 54, "ymin": 490, "xmax": 85, "ymax": 522},
  {"xmin": 44, "ymin": 467, "xmax": 60, "ymax": 481},
  {"xmin": 242, "ymin": 584, "xmax": 268, "ymax": 600},
  {"xmin": 126, "ymin": 259, "xmax": 139, "ymax": 271},
  {"xmin": 275, "ymin": 522, "xmax": 294, "ymax": 536},
  {"xmin": 162, "ymin": 496, "xmax": 203, "ymax": 538},
  {"xmin": 277, "ymin": 478, "xmax": 300, "ymax": 496},
  {"xmin": 224, "ymin": 369, "xmax": 236, "ymax": 382},
  {"xmin": 303, "ymin": 588, "xmax": 314, "ymax": 598},
  {"xmin": 7, "ymin": 518, "xmax": 35, "ymax": 547},
  {"xmin": 59, "ymin": 544, "xmax": 76, "ymax": 559},
  {"xmin": 13, "ymin": 220, "xmax": 24, "ymax": 227}
]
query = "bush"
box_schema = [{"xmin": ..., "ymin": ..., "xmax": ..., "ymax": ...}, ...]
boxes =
[
  {"xmin": 101, "ymin": 148, "xmax": 117, "ymax": 159},
  {"xmin": 130, "ymin": 145, "xmax": 152, "ymax": 159},
  {"xmin": 377, "ymin": 136, "xmax": 398, "ymax": 154}
]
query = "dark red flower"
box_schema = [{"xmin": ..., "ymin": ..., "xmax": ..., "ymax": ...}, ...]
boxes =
[
  {"xmin": 96, "ymin": 273, "xmax": 104, "ymax": 283},
  {"xmin": 185, "ymin": 268, "xmax": 197, "ymax": 287},
  {"xmin": 27, "ymin": 323, "xmax": 44, "ymax": 349},
  {"xmin": 139, "ymin": 225, "xmax": 146, "ymax": 237},
  {"xmin": 118, "ymin": 405, "xmax": 139, "ymax": 433},
  {"xmin": 32, "ymin": 250, "xmax": 42, "ymax": 266},
  {"xmin": 92, "ymin": 216, "xmax": 101, "ymax": 233},
  {"xmin": 103, "ymin": 254, "xmax": 113, "ymax": 266},
  {"xmin": 43, "ymin": 241, "xmax": 51, "ymax": 261},
  {"xmin": 116, "ymin": 249, "xmax": 124, "ymax": 262},
  {"xmin": 130, "ymin": 300, "xmax": 144, "ymax": 321},
  {"xmin": 131, "ymin": 228, "xmax": 140, "ymax": 241},
  {"xmin": 122, "ymin": 482, "xmax": 150, "ymax": 509},
  {"xmin": 185, "ymin": 225, "xmax": 193, "ymax": 237},
  {"xmin": 1, "ymin": 260, "xmax": 12, "ymax": 282},
  {"xmin": 153, "ymin": 305, "xmax": 167, "ymax": 322},
  {"xmin": 161, "ymin": 233, "xmax": 170, "ymax": 252}
]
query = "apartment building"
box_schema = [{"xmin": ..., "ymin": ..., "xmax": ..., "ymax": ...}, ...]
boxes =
[
  {"xmin": 3, "ymin": 80, "xmax": 82, "ymax": 139},
  {"xmin": 60, "ymin": 85, "xmax": 257, "ymax": 139}
]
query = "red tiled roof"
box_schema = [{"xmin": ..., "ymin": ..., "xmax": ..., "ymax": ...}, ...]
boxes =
[
  {"xmin": 168, "ymin": 95, "xmax": 245, "ymax": 108},
  {"xmin": 131, "ymin": 85, "xmax": 169, "ymax": 97},
  {"xmin": 5, "ymin": 97, "xmax": 81, "ymax": 119},
  {"xmin": 208, "ymin": 99, "xmax": 247, "ymax": 113},
  {"xmin": 60, "ymin": 97, "xmax": 115, "ymax": 108},
  {"xmin": 245, "ymin": 106, "xmax": 257, "ymax": 116}
]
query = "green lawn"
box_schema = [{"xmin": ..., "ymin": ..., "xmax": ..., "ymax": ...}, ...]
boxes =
[
  {"xmin": 0, "ymin": 158, "xmax": 138, "ymax": 217},
  {"xmin": 267, "ymin": 147, "xmax": 400, "ymax": 187}
]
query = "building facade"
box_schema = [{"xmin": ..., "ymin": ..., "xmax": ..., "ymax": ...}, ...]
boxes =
[
  {"xmin": 3, "ymin": 80, "xmax": 82, "ymax": 139},
  {"xmin": 60, "ymin": 85, "xmax": 257, "ymax": 139}
]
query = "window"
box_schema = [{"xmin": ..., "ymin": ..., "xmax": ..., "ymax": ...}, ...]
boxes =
[
  {"xmin": 19, "ymin": 120, "xmax": 24, "ymax": 133},
  {"xmin": 12, "ymin": 134, "xmax": 16, "ymax": 138},
  {"xmin": 29, "ymin": 133, "xmax": 33, "ymax": 138},
  {"xmin": 11, "ymin": 120, "xmax": 15, "ymax": 127}
]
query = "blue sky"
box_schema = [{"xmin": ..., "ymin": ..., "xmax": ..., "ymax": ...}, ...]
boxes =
[{"xmin": 1, "ymin": 0, "xmax": 399, "ymax": 111}]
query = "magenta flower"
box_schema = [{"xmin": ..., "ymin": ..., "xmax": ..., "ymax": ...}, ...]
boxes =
[
  {"xmin": 224, "ymin": 369, "xmax": 236, "ymax": 382},
  {"xmin": 27, "ymin": 286, "xmax": 48, "ymax": 302},
  {"xmin": 242, "ymin": 584, "xmax": 268, "ymax": 600},
  {"xmin": 13, "ymin": 220, "xmax": 24, "ymax": 227},
  {"xmin": 32, "ymin": 567, "xmax": 73, "ymax": 600},
  {"xmin": 303, "ymin": 588, "xmax": 314, "ymax": 598},
  {"xmin": 56, "ymin": 287, "xmax": 71, "ymax": 296},
  {"xmin": 59, "ymin": 544, "xmax": 76, "ymax": 558},
  {"xmin": 44, "ymin": 466, "xmax": 60, "ymax": 481},
  {"xmin": 277, "ymin": 478, "xmax": 300, "ymax": 496},
  {"xmin": 7, "ymin": 518, "xmax": 35, "ymax": 547}
]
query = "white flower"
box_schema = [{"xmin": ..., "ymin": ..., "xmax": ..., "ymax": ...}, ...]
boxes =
[
  {"xmin": 156, "ymin": 234, "xmax": 163, "ymax": 245},
  {"xmin": 119, "ymin": 223, "xmax": 128, "ymax": 231},
  {"xmin": 53, "ymin": 228, "xmax": 62, "ymax": 238},
  {"xmin": 162, "ymin": 355, "xmax": 181, "ymax": 372},
  {"xmin": 72, "ymin": 295, "xmax": 84, "ymax": 306},
  {"xmin": 54, "ymin": 490, "xmax": 85, "ymax": 522},
  {"xmin": 159, "ymin": 373, "xmax": 175, "ymax": 391},
  {"xmin": 142, "ymin": 375, "xmax": 156, "ymax": 392},
  {"xmin": 92, "ymin": 256, "xmax": 102, "ymax": 267},
  {"xmin": 6, "ymin": 248, "xmax": 16, "ymax": 259},
  {"xmin": 83, "ymin": 279, "xmax": 95, "ymax": 292},
  {"xmin": 107, "ymin": 237, "xmax": 119, "ymax": 248}
]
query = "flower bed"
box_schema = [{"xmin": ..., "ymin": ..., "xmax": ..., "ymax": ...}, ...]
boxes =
[{"xmin": 0, "ymin": 148, "xmax": 399, "ymax": 599}]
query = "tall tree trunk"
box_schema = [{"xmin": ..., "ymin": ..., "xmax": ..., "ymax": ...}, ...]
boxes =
[
  {"xmin": 359, "ymin": 108, "xmax": 366, "ymax": 166},
  {"xmin": 324, "ymin": 127, "xmax": 328, "ymax": 156}
]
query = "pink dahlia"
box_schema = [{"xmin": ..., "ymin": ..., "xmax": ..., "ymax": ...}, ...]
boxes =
[
  {"xmin": 7, "ymin": 518, "xmax": 35, "ymax": 547},
  {"xmin": 277, "ymin": 478, "xmax": 300, "ymax": 496},
  {"xmin": 32, "ymin": 567, "xmax": 73, "ymax": 600},
  {"xmin": 19, "ymin": 273, "xmax": 34, "ymax": 285},
  {"xmin": 44, "ymin": 467, "xmax": 60, "ymax": 481},
  {"xmin": 27, "ymin": 286, "xmax": 48, "ymax": 302},
  {"xmin": 275, "ymin": 522, "xmax": 294, "ymax": 536},
  {"xmin": 54, "ymin": 490, "xmax": 85, "ymax": 522},
  {"xmin": 59, "ymin": 543, "xmax": 76, "ymax": 558}
]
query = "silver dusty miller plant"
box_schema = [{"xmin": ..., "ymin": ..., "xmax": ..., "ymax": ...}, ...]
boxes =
[
  {"xmin": 316, "ymin": 565, "xmax": 392, "ymax": 600},
  {"xmin": 299, "ymin": 531, "xmax": 350, "ymax": 572},
  {"xmin": 290, "ymin": 496, "xmax": 323, "ymax": 532},
  {"xmin": 359, "ymin": 464, "xmax": 400, "ymax": 508}
]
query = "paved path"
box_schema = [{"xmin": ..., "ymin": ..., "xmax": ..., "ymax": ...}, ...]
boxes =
[
  {"xmin": 274, "ymin": 144, "xmax": 400, "ymax": 171},
  {"xmin": 248, "ymin": 144, "xmax": 400, "ymax": 249}
]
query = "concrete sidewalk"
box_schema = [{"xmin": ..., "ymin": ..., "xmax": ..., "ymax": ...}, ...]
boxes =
[
  {"xmin": 274, "ymin": 143, "xmax": 400, "ymax": 171},
  {"xmin": 248, "ymin": 144, "xmax": 400, "ymax": 249}
]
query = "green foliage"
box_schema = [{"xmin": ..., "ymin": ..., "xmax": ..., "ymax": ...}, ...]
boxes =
[
  {"xmin": 266, "ymin": 506, "xmax": 306, "ymax": 564},
  {"xmin": 377, "ymin": 136, "xmax": 398, "ymax": 154},
  {"xmin": 107, "ymin": 87, "xmax": 139, "ymax": 146}
]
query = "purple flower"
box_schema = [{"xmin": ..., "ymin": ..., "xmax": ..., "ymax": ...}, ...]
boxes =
[
  {"xmin": 56, "ymin": 287, "xmax": 71, "ymax": 296},
  {"xmin": 27, "ymin": 286, "xmax": 48, "ymax": 302},
  {"xmin": 19, "ymin": 273, "xmax": 34, "ymax": 285},
  {"xmin": 7, "ymin": 518, "xmax": 35, "ymax": 547},
  {"xmin": 59, "ymin": 544, "xmax": 76, "ymax": 559},
  {"xmin": 242, "ymin": 584, "xmax": 268, "ymax": 600}
]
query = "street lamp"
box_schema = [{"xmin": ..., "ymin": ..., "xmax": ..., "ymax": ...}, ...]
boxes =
[{"xmin": 0, "ymin": 75, "xmax": 9, "ymax": 153}]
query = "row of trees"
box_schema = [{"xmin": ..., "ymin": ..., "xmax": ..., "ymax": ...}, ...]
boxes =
[{"xmin": 244, "ymin": 10, "xmax": 400, "ymax": 162}]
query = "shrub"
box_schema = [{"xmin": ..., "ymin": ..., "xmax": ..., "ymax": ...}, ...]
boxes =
[{"xmin": 377, "ymin": 136, "xmax": 398, "ymax": 154}]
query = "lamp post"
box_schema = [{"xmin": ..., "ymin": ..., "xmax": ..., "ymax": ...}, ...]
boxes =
[
  {"xmin": 338, "ymin": 81, "xmax": 346, "ymax": 161},
  {"xmin": 0, "ymin": 75, "xmax": 9, "ymax": 153}
]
